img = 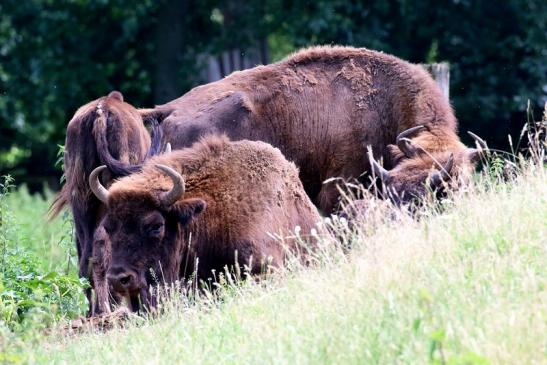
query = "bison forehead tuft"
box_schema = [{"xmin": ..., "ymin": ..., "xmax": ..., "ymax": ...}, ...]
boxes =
[{"xmin": 108, "ymin": 190, "xmax": 161, "ymax": 212}]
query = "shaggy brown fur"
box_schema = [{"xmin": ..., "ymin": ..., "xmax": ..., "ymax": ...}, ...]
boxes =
[
  {"xmin": 143, "ymin": 45, "xmax": 475, "ymax": 212},
  {"xmin": 49, "ymin": 91, "xmax": 162, "ymax": 292},
  {"xmin": 93, "ymin": 135, "xmax": 321, "ymax": 312},
  {"xmin": 377, "ymin": 149, "xmax": 480, "ymax": 205}
]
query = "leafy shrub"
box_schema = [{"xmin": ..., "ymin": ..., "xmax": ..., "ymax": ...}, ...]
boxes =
[
  {"xmin": 4, "ymin": 183, "xmax": 77, "ymax": 271},
  {"xmin": 0, "ymin": 249, "xmax": 88, "ymax": 331},
  {"xmin": 0, "ymin": 176, "xmax": 88, "ymax": 332}
]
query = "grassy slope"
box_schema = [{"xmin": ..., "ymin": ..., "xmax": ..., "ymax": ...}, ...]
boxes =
[
  {"xmin": 26, "ymin": 165, "xmax": 546, "ymax": 364},
  {"xmin": 5, "ymin": 186, "xmax": 75, "ymax": 271}
]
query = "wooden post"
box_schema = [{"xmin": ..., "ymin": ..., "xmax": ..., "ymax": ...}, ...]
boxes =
[{"xmin": 421, "ymin": 62, "xmax": 450, "ymax": 100}]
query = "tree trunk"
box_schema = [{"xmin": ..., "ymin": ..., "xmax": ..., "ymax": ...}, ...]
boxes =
[
  {"xmin": 153, "ymin": 0, "xmax": 187, "ymax": 104},
  {"xmin": 238, "ymin": 48, "xmax": 245, "ymax": 69},
  {"xmin": 217, "ymin": 55, "xmax": 226, "ymax": 78},
  {"xmin": 421, "ymin": 62, "xmax": 450, "ymax": 100},
  {"xmin": 259, "ymin": 37, "xmax": 269, "ymax": 65}
]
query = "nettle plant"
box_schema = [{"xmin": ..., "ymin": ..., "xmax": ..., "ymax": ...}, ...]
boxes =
[{"xmin": 0, "ymin": 176, "xmax": 88, "ymax": 332}]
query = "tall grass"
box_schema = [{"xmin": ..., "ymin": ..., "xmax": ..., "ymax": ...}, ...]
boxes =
[
  {"xmin": 21, "ymin": 130, "xmax": 546, "ymax": 364},
  {"xmin": 0, "ymin": 179, "xmax": 87, "ymax": 362},
  {"xmin": 4, "ymin": 185, "xmax": 75, "ymax": 272},
  {"xmin": 2, "ymin": 104, "xmax": 546, "ymax": 364}
]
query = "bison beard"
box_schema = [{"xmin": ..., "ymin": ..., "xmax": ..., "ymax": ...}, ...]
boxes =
[
  {"xmin": 89, "ymin": 136, "xmax": 321, "ymax": 313},
  {"xmin": 141, "ymin": 45, "xmax": 484, "ymax": 212}
]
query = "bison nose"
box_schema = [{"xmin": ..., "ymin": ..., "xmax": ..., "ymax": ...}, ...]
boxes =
[{"xmin": 107, "ymin": 267, "xmax": 139, "ymax": 293}]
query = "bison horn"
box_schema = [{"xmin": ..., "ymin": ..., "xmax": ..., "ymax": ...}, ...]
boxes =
[
  {"xmin": 89, "ymin": 165, "xmax": 110, "ymax": 204},
  {"xmin": 155, "ymin": 164, "xmax": 185, "ymax": 206},
  {"xmin": 467, "ymin": 131, "xmax": 488, "ymax": 150},
  {"xmin": 397, "ymin": 125, "xmax": 426, "ymax": 158},
  {"xmin": 429, "ymin": 154, "xmax": 455, "ymax": 188},
  {"xmin": 367, "ymin": 149, "xmax": 390, "ymax": 182},
  {"xmin": 467, "ymin": 131, "xmax": 489, "ymax": 162}
]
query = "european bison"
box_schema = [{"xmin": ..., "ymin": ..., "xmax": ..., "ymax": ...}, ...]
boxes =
[
  {"xmin": 367, "ymin": 128, "xmax": 487, "ymax": 205},
  {"xmin": 143, "ymin": 45, "xmax": 481, "ymax": 212},
  {"xmin": 49, "ymin": 91, "xmax": 162, "ymax": 293},
  {"xmin": 89, "ymin": 135, "xmax": 321, "ymax": 311}
]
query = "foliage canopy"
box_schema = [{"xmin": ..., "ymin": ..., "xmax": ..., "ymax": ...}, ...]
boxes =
[{"xmin": 0, "ymin": 0, "xmax": 546, "ymax": 188}]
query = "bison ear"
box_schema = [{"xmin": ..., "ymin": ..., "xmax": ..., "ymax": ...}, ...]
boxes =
[
  {"xmin": 385, "ymin": 144, "xmax": 404, "ymax": 168},
  {"xmin": 139, "ymin": 107, "xmax": 174, "ymax": 124},
  {"xmin": 169, "ymin": 198, "xmax": 207, "ymax": 226}
]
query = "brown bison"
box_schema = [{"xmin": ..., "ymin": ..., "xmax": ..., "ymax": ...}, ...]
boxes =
[
  {"xmin": 49, "ymin": 91, "xmax": 162, "ymax": 289},
  {"xmin": 366, "ymin": 128, "xmax": 487, "ymax": 205},
  {"xmin": 89, "ymin": 135, "xmax": 321, "ymax": 312},
  {"xmin": 142, "ymin": 45, "xmax": 483, "ymax": 212}
]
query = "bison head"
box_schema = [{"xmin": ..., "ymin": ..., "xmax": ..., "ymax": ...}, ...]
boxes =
[
  {"xmin": 368, "ymin": 127, "xmax": 487, "ymax": 205},
  {"xmin": 89, "ymin": 164, "xmax": 206, "ymax": 311}
]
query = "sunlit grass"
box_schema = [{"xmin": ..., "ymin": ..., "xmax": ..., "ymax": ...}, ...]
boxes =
[
  {"xmin": 4, "ymin": 185, "xmax": 75, "ymax": 272},
  {"xmin": 3, "ymin": 106, "xmax": 546, "ymax": 364},
  {"xmin": 22, "ymin": 157, "xmax": 546, "ymax": 365}
]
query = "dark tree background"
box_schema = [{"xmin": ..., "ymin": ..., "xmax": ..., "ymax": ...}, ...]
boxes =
[{"xmin": 1, "ymin": 0, "xmax": 546, "ymax": 190}]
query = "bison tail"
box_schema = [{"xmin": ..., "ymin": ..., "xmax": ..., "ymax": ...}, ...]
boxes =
[
  {"xmin": 48, "ymin": 185, "xmax": 69, "ymax": 220},
  {"xmin": 92, "ymin": 105, "xmax": 141, "ymax": 177}
]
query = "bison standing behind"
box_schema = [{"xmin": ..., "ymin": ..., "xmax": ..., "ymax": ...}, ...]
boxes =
[
  {"xmin": 89, "ymin": 135, "xmax": 321, "ymax": 312},
  {"xmin": 144, "ymin": 45, "xmax": 483, "ymax": 212},
  {"xmin": 49, "ymin": 91, "xmax": 162, "ymax": 303}
]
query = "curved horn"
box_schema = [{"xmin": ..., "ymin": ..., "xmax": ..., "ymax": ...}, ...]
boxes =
[
  {"xmin": 467, "ymin": 131, "xmax": 489, "ymax": 163},
  {"xmin": 164, "ymin": 142, "xmax": 172, "ymax": 154},
  {"xmin": 397, "ymin": 125, "xmax": 426, "ymax": 158},
  {"xmin": 89, "ymin": 165, "xmax": 110, "ymax": 204},
  {"xmin": 367, "ymin": 149, "xmax": 390, "ymax": 182},
  {"xmin": 429, "ymin": 154, "xmax": 454, "ymax": 188},
  {"xmin": 467, "ymin": 131, "xmax": 488, "ymax": 150},
  {"xmin": 155, "ymin": 164, "xmax": 185, "ymax": 206}
]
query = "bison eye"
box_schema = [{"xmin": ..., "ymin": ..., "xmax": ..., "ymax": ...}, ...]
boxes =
[{"xmin": 145, "ymin": 223, "xmax": 164, "ymax": 239}]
